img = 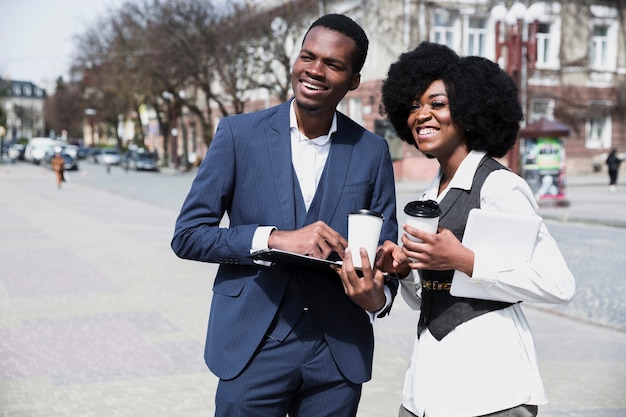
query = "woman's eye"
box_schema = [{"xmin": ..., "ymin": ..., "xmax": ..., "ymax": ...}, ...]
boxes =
[
  {"xmin": 431, "ymin": 101, "xmax": 446, "ymax": 109},
  {"xmin": 409, "ymin": 105, "xmax": 421, "ymax": 112}
]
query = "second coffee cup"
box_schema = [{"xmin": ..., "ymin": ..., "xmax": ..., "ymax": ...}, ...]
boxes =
[
  {"xmin": 404, "ymin": 200, "xmax": 442, "ymax": 242},
  {"xmin": 347, "ymin": 209, "xmax": 384, "ymax": 269}
]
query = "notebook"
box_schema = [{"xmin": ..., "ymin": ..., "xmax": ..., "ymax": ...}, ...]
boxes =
[
  {"xmin": 450, "ymin": 208, "xmax": 542, "ymax": 302},
  {"xmin": 249, "ymin": 249, "xmax": 342, "ymax": 273}
]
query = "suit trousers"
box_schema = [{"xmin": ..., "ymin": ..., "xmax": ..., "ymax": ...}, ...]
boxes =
[
  {"xmin": 215, "ymin": 309, "xmax": 362, "ymax": 417},
  {"xmin": 399, "ymin": 404, "xmax": 538, "ymax": 417}
]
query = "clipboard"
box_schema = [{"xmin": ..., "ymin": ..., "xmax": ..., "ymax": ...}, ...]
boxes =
[
  {"xmin": 248, "ymin": 249, "xmax": 342, "ymax": 272},
  {"xmin": 450, "ymin": 209, "xmax": 542, "ymax": 301}
]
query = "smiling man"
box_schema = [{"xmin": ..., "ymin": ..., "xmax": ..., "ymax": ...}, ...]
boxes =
[{"xmin": 171, "ymin": 14, "xmax": 399, "ymax": 417}]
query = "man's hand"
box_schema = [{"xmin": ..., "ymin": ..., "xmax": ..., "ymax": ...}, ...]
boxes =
[
  {"xmin": 337, "ymin": 247, "xmax": 386, "ymax": 313},
  {"xmin": 268, "ymin": 221, "xmax": 347, "ymax": 260}
]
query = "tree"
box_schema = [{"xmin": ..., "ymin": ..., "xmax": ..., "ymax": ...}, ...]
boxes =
[
  {"xmin": 234, "ymin": 1, "xmax": 316, "ymax": 104},
  {"xmin": 65, "ymin": 0, "xmax": 345, "ymax": 156},
  {"xmin": 43, "ymin": 77, "xmax": 85, "ymax": 140}
]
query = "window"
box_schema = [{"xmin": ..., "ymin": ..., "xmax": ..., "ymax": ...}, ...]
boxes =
[
  {"xmin": 590, "ymin": 25, "xmax": 609, "ymax": 69},
  {"xmin": 589, "ymin": 5, "xmax": 618, "ymax": 72},
  {"xmin": 528, "ymin": 99, "xmax": 555, "ymax": 123},
  {"xmin": 533, "ymin": 16, "xmax": 561, "ymax": 70},
  {"xmin": 433, "ymin": 10, "xmax": 455, "ymax": 48},
  {"xmin": 586, "ymin": 116, "xmax": 611, "ymax": 148},
  {"xmin": 466, "ymin": 17, "xmax": 487, "ymax": 56},
  {"xmin": 535, "ymin": 23, "xmax": 551, "ymax": 66},
  {"xmin": 586, "ymin": 102, "xmax": 612, "ymax": 149}
]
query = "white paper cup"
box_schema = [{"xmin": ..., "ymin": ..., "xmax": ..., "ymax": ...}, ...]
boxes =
[
  {"xmin": 404, "ymin": 200, "xmax": 441, "ymax": 243},
  {"xmin": 348, "ymin": 209, "xmax": 384, "ymax": 269}
]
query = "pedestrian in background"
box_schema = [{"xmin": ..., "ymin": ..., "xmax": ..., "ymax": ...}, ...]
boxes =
[
  {"xmin": 606, "ymin": 148, "xmax": 622, "ymax": 193},
  {"xmin": 171, "ymin": 14, "xmax": 399, "ymax": 417},
  {"xmin": 51, "ymin": 150, "xmax": 65, "ymax": 189},
  {"xmin": 341, "ymin": 41, "xmax": 575, "ymax": 417}
]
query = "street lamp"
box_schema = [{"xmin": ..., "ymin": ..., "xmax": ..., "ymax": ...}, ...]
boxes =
[
  {"xmin": 0, "ymin": 125, "xmax": 6, "ymax": 165},
  {"xmin": 491, "ymin": 2, "xmax": 542, "ymax": 174},
  {"xmin": 177, "ymin": 90, "xmax": 192, "ymax": 171},
  {"xmin": 162, "ymin": 91, "xmax": 179, "ymax": 170},
  {"xmin": 85, "ymin": 108, "xmax": 97, "ymax": 146}
]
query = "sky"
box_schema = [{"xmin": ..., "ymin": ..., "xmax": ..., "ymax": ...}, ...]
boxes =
[{"xmin": 0, "ymin": 0, "xmax": 124, "ymax": 91}]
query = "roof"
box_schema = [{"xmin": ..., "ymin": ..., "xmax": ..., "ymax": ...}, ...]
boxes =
[
  {"xmin": 519, "ymin": 117, "xmax": 571, "ymax": 138},
  {"xmin": 0, "ymin": 79, "xmax": 47, "ymax": 99}
]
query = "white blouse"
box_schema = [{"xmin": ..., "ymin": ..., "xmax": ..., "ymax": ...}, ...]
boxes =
[{"xmin": 400, "ymin": 150, "xmax": 575, "ymax": 417}]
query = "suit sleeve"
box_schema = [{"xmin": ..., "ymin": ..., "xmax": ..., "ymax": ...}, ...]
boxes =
[
  {"xmin": 171, "ymin": 118, "xmax": 258, "ymax": 265},
  {"xmin": 372, "ymin": 136, "xmax": 400, "ymax": 315}
]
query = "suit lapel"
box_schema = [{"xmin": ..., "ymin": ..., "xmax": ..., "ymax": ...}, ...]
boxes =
[
  {"xmin": 316, "ymin": 116, "xmax": 353, "ymax": 226},
  {"xmin": 266, "ymin": 102, "xmax": 297, "ymax": 230}
]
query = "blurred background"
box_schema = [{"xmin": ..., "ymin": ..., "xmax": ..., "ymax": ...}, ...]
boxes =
[{"xmin": 1, "ymin": 0, "xmax": 625, "ymax": 184}]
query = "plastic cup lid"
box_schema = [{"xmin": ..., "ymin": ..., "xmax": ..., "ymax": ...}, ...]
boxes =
[
  {"xmin": 403, "ymin": 200, "xmax": 442, "ymax": 218},
  {"xmin": 349, "ymin": 209, "xmax": 384, "ymax": 219}
]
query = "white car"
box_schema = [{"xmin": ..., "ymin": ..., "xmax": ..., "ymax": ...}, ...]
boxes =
[
  {"xmin": 25, "ymin": 137, "xmax": 63, "ymax": 164},
  {"xmin": 98, "ymin": 147, "xmax": 122, "ymax": 165}
]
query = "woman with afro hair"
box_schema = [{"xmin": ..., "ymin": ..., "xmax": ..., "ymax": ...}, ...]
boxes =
[{"xmin": 340, "ymin": 42, "xmax": 575, "ymax": 417}]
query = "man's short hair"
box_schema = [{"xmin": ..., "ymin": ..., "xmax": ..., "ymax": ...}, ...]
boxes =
[{"xmin": 304, "ymin": 14, "xmax": 369, "ymax": 74}]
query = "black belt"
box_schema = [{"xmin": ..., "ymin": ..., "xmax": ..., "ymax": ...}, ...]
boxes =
[{"xmin": 422, "ymin": 280, "xmax": 451, "ymax": 291}]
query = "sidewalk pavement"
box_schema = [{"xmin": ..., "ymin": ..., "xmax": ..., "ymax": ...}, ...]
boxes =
[
  {"xmin": 0, "ymin": 163, "xmax": 625, "ymax": 417},
  {"xmin": 396, "ymin": 170, "xmax": 626, "ymax": 229}
]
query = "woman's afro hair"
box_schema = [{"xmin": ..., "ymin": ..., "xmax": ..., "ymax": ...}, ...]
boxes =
[{"xmin": 380, "ymin": 41, "xmax": 523, "ymax": 157}]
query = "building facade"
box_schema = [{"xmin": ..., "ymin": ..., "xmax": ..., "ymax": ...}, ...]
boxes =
[
  {"xmin": 283, "ymin": 0, "xmax": 626, "ymax": 179},
  {"xmin": 78, "ymin": 0, "xmax": 621, "ymax": 178},
  {"xmin": 0, "ymin": 79, "xmax": 47, "ymax": 141}
]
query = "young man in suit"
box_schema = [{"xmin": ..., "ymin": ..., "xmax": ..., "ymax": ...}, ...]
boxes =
[{"xmin": 172, "ymin": 14, "xmax": 399, "ymax": 417}]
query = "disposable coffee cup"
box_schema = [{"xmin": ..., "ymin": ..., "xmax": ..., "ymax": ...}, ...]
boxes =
[
  {"xmin": 348, "ymin": 209, "xmax": 384, "ymax": 269},
  {"xmin": 404, "ymin": 200, "xmax": 442, "ymax": 242}
]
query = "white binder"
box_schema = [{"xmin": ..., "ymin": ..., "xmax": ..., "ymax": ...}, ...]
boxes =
[{"xmin": 450, "ymin": 209, "xmax": 542, "ymax": 302}]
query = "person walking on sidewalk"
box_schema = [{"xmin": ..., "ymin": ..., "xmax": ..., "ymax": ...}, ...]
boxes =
[
  {"xmin": 171, "ymin": 14, "xmax": 399, "ymax": 417},
  {"xmin": 51, "ymin": 150, "xmax": 65, "ymax": 189},
  {"xmin": 606, "ymin": 148, "xmax": 622, "ymax": 193},
  {"xmin": 339, "ymin": 42, "xmax": 575, "ymax": 417}
]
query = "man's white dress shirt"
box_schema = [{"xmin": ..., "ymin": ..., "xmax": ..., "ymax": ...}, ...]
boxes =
[
  {"xmin": 251, "ymin": 100, "xmax": 335, "ymax": 249},
  {"xmin": 251, "ymin": 101, "xmax": 391, "ymax": 318}
]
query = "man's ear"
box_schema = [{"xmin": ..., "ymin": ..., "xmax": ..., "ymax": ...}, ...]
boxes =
[{"xmin": 349, "ymin": 74, "xmax": 361, "ymax": 91}]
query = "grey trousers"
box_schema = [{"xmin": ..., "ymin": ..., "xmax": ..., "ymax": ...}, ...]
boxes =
[{"xmin": 399, "ymin": 404, "xmax": 538, "ymax": 417}]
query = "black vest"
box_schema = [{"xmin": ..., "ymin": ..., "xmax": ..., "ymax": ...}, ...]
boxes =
[{"xmin": 418, "ymin": 156, "xmax": 515, "ymax": 341}]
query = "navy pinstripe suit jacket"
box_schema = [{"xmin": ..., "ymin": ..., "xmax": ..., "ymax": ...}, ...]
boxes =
[{"xmin": 171, "ymin": 100, "xmax": 398, "ymax": 383}]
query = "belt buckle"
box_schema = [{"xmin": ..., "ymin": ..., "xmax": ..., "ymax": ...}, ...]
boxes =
[{"xmin": 423, "ymin": 280, "xmax": 451, "ymax": 291}]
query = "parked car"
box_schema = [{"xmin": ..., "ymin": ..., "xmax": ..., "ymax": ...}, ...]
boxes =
[
  {"xmin": 25, "ymin": 137, "xmax": 63, "ymax": 164},
  {"xmin": 77, "ymin": 146, "xmax": 92, "ymax": 160},
  {"xmin": 121, "ymin": 150, "xmax": 159, "ymax": 171},
  {"xmin": 42, "ymin": 151, "xmax": 79, "ymax": 171},
  {"xmin": 88, "ymin": 148, "xmax": 101, "ymax": 163},
  {"xmin": 62, "ymin": 144, "xmax": 79, "ymax": 159},
  {"xmin": 8, "ymin": 143, "xmax": 26, "ymax": 161},
  {"xmin": 97, "ymin": 147, "xmax": 121, "ymax": 165}
]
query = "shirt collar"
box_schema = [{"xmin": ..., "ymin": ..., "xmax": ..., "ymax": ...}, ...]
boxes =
[
  {"xmin": 289, "ymin": 100, "xmax": 336, "ymax": 146},
  {"xmin": 446, "ymin": 150, "xmax": 488, "ymax": 191}
]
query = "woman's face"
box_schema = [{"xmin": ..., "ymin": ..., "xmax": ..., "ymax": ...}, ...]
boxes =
[{"xmin": 407, "ymin": 80, "xmax": 465, "ymax": 160}]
